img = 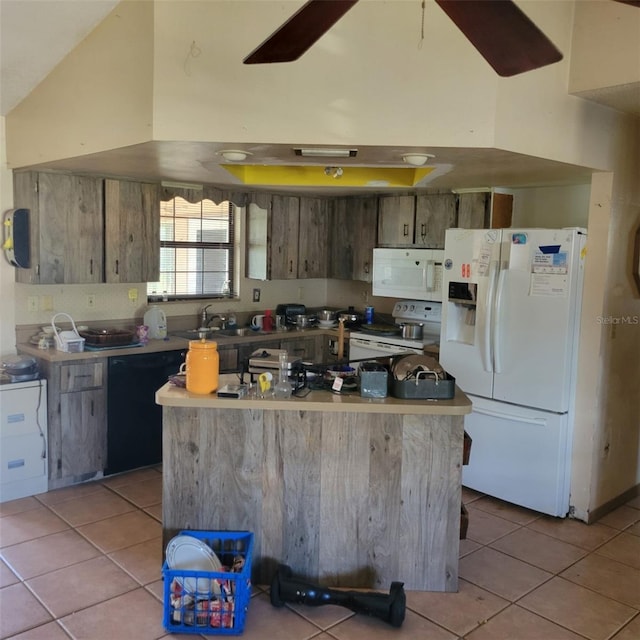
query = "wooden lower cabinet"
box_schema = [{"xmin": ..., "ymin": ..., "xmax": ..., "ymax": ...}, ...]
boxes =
[
  {"xmin": 218, "ymin": 345, "xmax": 239, "ymax": 373},
  {"xmin": 59, "ymin": 388, "xmax": 106, "ymax": 479},
  {"xmin": 283, "ymin": 335, "xmax": 319, "ymax": 361},
  {"xmin": 35, "ymin": 358, "xmax": 108, "ymax": 489}
]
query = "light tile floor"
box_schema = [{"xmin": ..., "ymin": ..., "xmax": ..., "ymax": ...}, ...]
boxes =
[{"xmin": 1, "ymin": 467, "xmax": 639, "ymax": 640}]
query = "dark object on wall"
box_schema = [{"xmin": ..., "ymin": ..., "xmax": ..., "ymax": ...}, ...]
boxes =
[
  {"xmin": 270, "ymin": 564, "xmax": 406, "ymax": 628},
  {"xmin": 3, "ymin": 208, "xmax": 30, "ymax": 268},
  {"xmin": 243, "ymin": 0, "xmax": 565, "ymax": 77}
]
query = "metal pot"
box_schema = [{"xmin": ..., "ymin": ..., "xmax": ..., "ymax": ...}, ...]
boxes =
[
  {"xmin": 337, "ymin": 307, "xmax": 363, "ymax": 326},
  {"xmin": 294, "ymin": 314, "xmax": 314, "ymax": 329},
  {"xmin": 317, "ymin": 309, "xmax": 336, "ymax": 322},
  {"xmin": 400, "ymin": 322, "xmax": 423, "ymax": 340}
]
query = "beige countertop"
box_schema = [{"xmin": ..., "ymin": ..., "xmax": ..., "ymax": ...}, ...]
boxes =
[
  {"xmin": 16, "ymin": 327, "xmax": 340, "ymax": 362},
  {"xmin": 17, "ymin": 336, "xmax": 191, "ymax": 362},
  {"xmin": 156, "ymin": 377, "xmax": 472, "ymax": 416}
]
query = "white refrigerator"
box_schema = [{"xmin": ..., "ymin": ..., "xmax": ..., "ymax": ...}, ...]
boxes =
[{"xmin": 440, "ymin": 228, "xmax": 587, "ymax": 516}]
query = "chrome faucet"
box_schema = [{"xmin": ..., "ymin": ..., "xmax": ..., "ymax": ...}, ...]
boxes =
[
  {"xmin": 207, "ymin": 313, "xmax": 227, "ymax": 330},
  {"xmin": 199, "ymin": 304, "xmax": 212, "ymax": 329}
]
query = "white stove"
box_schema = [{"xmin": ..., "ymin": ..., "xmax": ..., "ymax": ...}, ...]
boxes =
[{"xmin": 349, "ymin": 300, "xmax": 442, "ymax": 362}]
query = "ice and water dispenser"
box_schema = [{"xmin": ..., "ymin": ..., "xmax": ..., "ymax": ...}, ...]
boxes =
[{"xmin": 445, "ymin": 281, "xmax": 478, "ymax": 345}]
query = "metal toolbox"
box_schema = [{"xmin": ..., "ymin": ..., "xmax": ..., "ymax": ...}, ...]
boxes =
[{"xmin": 391, "ymin": 371, "xmax": 456, "ymax": 400}]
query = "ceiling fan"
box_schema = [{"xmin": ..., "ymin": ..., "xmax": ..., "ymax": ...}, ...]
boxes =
[{"xmin": 244, "ymin": 0, "xmax": 639, "ymax": 77}]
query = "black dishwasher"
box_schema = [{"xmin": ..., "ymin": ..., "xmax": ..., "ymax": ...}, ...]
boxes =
[{"xmin": 106, "ymin": 350, "xmax": 185, "ymax": 475}]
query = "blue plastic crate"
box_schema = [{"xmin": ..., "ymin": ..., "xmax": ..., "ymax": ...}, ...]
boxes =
[{"xmin": 162, "ymin": 530, "xmax": 253, "ymax": 635}]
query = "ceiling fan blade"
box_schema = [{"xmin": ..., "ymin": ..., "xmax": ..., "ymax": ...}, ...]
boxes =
[
  {"xmin": 244, "ymin": 0, "xmax": 358, "ymax": 64},
  {"xmin": 435, "ymin": 0, "xmax": 563, "ymax": 76}
]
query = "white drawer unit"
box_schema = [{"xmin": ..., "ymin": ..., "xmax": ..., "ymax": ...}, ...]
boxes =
[{"xmin": 0, "ymin": 379, "xmax": 48, "ymax": 502}]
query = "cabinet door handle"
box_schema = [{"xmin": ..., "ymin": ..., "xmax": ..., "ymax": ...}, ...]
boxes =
[
  {"xmin": 421, "ymin": 223, "xmax": 426, "ymax": 237},
  {"xmin": 90, "ymin": 258, "xmax": 93, "ymax": 275},
  {"xmin": 363, "ymin": 262, "xmax": 370, "ymax": 274},
  {"xmin": 129, "ymin": 234, "xmax": 134, "ymax": 243},
  {"xmin": 289, "ymin": 260, "xmax": 293, "ymax": 273},
  {"xmin": 90, "ymin": 400, "xmax": 94, "ymax": 417},
  {"xmin": 115, "ymin": 259, "xmax": 119, "ymax": 275},
  {"xmin": 403, "ymin": 224, "xmax": 409, "ymax": 237},
  {"xmin": 305, "ymin": 259, "xmax": 309, "ymax": 272}
]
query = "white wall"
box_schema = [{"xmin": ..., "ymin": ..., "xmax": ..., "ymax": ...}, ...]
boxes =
[
  {"xmin": 510, "ymin": 184, "xmax": 591, "ymax": 228},
  {"xmin": 7, "ymin": 1, "xmax": 618, "ymax": 173},
  {"xmin": 570, "ymin": 0, "xmax": 640, "ymax": 93},
  {"xmin": 0, "ymin": 117, "xmax": 17, "ymax": 358}
]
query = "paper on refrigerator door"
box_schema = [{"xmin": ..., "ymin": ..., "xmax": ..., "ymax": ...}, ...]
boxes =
[
  {"xmin": 530, "ymin": 249, "xmax": 569, "ymax": 296},
  {"xmin": 530, "ymin": 273, "xmax": 569, "ymax": 297},
  {"xmin": 477, "ymin": 230, "xmax": 498, "ymax": 276}
]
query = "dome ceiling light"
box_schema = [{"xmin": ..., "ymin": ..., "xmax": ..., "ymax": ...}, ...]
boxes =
[
  {"xmin": 219, "ymin": 150, "xmax": 252, "ymax": 162},
  {"xmin": 402, "ymin": 153, "xmax": 435, "ymax": 166}
]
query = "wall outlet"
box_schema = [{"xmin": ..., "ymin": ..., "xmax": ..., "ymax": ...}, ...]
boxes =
[
  {"xmin": 27, "ymin": 296, "xmax": 38, "ymax": 312},
  {"xmin": 128, "ymin": 288, "xmax": 138, "ymax": 304},
  {"xmin": 87, "ymin": 294, "xmax": 96, "ymax": 309},
  {"xmin": 41, "ymin": 295, "xmax": 53, "ymax": 311},
  {"xmin": 252, "ymin": 288, "xmax": 261, "ymax": 302}
]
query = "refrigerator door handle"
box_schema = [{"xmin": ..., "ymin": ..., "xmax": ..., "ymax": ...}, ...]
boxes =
[
  {"xmin": 474, "ymin": 406, "xmax": 548, "ymax": 426},
  {"xmin": 425, "ymin": 260, "xmax": 435, "ymax": 291},
  {"xmin": 493, "ymin": 267, "xmax": 508, "ymax": 373},
  {"xmin": 482, "ymin": 260, "xmax": 499, "ymax": 373}
]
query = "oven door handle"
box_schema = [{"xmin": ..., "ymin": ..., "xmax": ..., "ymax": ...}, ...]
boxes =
[{"xmin": 350, "ymin": 338, "xmax": 421, "ymax": 355}]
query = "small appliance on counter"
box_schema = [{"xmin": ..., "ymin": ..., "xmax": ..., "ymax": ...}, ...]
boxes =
[
  {"xmin": 275, "ymin": 303, "xmax": 306, "ymax": 326},
  {"xmin": 247, "ymin": 348, "xmax": 301, "ymax": 376}
]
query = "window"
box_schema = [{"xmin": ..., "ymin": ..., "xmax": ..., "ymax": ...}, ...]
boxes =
[{"xmin": 147, "ymin": 196, "xmax": 236, "ymax": 299}]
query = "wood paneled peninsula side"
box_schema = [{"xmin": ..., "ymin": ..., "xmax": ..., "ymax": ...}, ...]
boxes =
[{"xmin": 156, "ymin": 382, "xmax": 472, "ymax": 592}]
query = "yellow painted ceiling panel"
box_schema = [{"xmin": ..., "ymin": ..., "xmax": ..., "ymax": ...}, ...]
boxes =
[{"xmin": 221, "ymin": 164, "xmax": 435, "ymax": 187}]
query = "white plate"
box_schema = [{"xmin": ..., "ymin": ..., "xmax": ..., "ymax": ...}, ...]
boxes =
[
  {"xmin": 318, "ymin": 321, "xmax": 336, "ymax": 328},
  {"xmin": 166, "ymin": 534, "xmax": 222, "ymax": 594}
]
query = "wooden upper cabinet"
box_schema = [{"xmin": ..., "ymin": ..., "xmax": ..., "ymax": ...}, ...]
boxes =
[
  {"xmin": 457, "ymin": 192, "xmax": 490, "ymax": 229},
  {"xmin": 13, "ymin": 172, "xmax": 103, "ymax": 284},
  {"xmin": 490, "ymin": 193, "xmax": 514, "ymax": 229},
  {"xmin": 415, "ymin": 194, "xmax": 457, "ymax": 248},
  {"xmin": 457, "ymin": 191, "xmax": 513, "ymax": 230},
  {"xmin": 377, "ymin": 195, "xmax": 415, "ymax": 246},
  {"xmin": 104, "ymin": 179, "xmax": 160, "ymax": 283},
  {"xmin": 329, "ymin": 198, "xmax": 353, "ymax": 280},
  {"xmin": 329, "ymin": 196, "xmax": 377, "ymax": 282},
  {"xmin": 351, "ymin": 197, "xmax": 377, "ymax": 281},
  {"xmin": 298, "ymin": 197, "xmax": 329, "ymax": 278},
  {"xmin": 270, "ymin": 195, "xmax": 300, "ymax": 280}
]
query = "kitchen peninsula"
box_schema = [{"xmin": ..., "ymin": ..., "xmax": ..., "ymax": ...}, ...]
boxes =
[{"xmin": 156, "ymin": 380, "xmax": 472, "ymax": 592}]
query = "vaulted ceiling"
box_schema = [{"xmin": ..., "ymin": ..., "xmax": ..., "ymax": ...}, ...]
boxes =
[{"xmin": 1, "ymin": 1, "xmax": 638, "ymax": 194}]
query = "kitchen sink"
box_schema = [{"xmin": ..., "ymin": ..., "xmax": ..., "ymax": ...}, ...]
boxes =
[
  {"xmin": 213, "ymin": 328, "xmax": 255, "ymax": 337},
  {"xmin": 170, "ymin": 328, "xmax": 258, "ymax": 339}
]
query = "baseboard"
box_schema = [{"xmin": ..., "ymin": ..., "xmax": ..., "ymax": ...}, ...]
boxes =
[{"xmin": 584, "ymin": 483, "xmax": 640, "ymax": 524}]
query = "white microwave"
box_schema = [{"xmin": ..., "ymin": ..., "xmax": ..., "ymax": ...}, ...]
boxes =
[{"xmin": 372, "ymin": 248, "xmax": 444, "ymax": 301}]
